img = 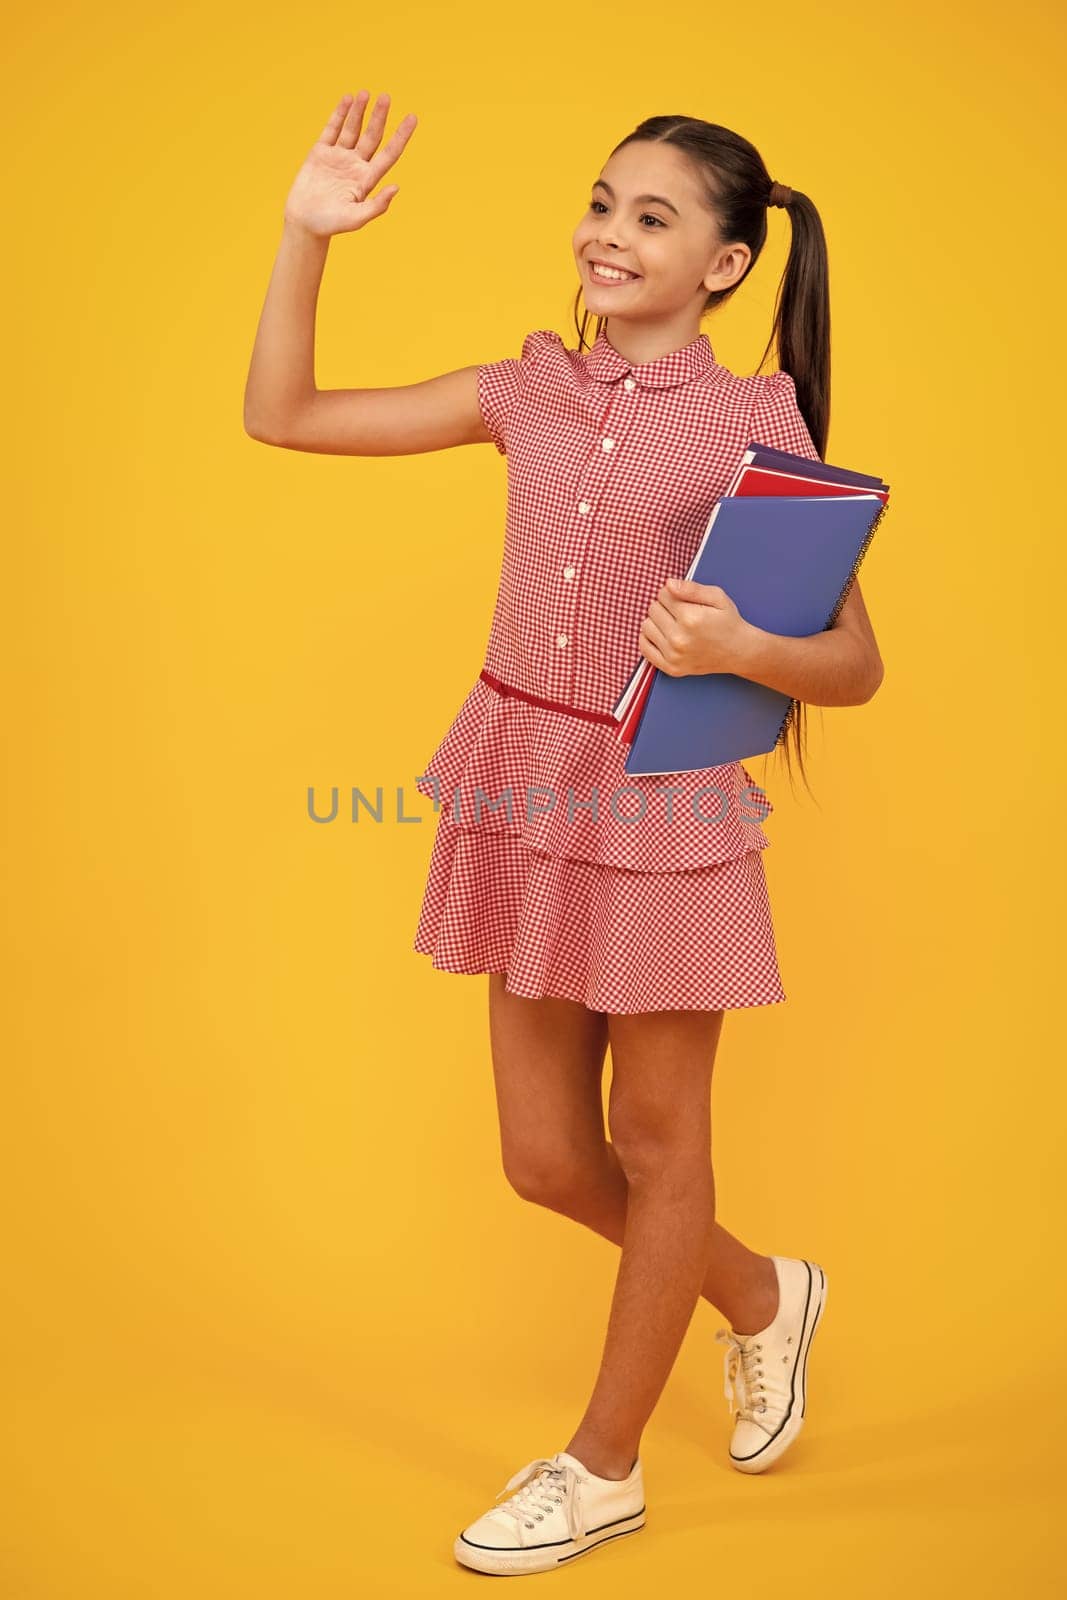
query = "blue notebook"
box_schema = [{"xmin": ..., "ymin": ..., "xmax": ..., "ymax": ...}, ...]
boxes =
[{"xmin": 622, "ymin": 493, "xmax": 884, "ymax": 774}]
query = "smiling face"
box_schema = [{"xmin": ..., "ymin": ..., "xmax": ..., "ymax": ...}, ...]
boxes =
[{"xmin": 572, "ymin": 141, "xmax": 753, "ymax": 337}]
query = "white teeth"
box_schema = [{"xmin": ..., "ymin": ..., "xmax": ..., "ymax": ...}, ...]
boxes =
[{"xmin": 591, "ymin": 262, "xmax": 638, "ymax": 282}]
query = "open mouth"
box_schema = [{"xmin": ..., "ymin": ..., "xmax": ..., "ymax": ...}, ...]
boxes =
[{"xmin": 587, "ymin": 261, "xmax": 642, "ymax": 285}]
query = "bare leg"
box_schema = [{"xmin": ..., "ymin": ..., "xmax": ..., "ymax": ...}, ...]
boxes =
[
  {"xmin": 552, "ymin": 1141, "xmax": 777, "ymax": 1336},
  {"xmin": 487, "ymin": 977, "xmax": 778, "ymax": 1345},
  {"xmin": 557, "ymin": 1004, "xmax": 720, "ymax": 1475}
]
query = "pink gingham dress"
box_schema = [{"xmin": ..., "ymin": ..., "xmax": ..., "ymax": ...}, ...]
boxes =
[{"xmin": 412, "ymin": 325, "xmax": 822, "ymax": 1014}]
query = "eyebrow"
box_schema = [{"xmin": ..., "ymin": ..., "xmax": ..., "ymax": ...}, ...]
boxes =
[{"xmin": 592, "ymin": 178, "xmax": 680, "ymax": 217}]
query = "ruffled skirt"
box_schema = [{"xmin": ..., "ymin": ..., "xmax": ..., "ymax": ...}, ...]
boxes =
[{"xmin": 412, "ymin": 816, "xmax": 786, "ymax": 1015}]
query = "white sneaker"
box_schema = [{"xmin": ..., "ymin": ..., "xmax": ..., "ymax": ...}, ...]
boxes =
[
  {"xmin": 454, "ymin": 1449, "xmax": 646, "ymax": 1575},
  {"xmin": 714, "ymin": 1255, "xmax": 828, "ymax": 1474}
]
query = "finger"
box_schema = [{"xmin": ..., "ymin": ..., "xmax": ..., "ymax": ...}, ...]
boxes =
[
  {"xmin": 653, "ymin": 586, "xmax": 684, "ymax": 621},
  {"xmin": 337, "ymin": 88, "xmax": 372, "ymax": 149},
  {"xmin": 668, "ymin": 577, "xmax": 721, "ymax": 604},
  {"xmin": 640, "ymin": 616, "xmax": 670, "ymax": 656},
  {"xmin": 646, "ymin": 596, "xmax": 674, "ymax": 628},
  {"xmin": 358, "ymin": 110, "xmax": 418, "ymax": 190},
  {"xmin": 354, "ymin": 184, "xmax": 400, "ymax": 221},
  {"xmin": 655, "ymin": 583, "xmax": 697, "ymax": 624},
  {"xmin": 354, "ymin": 89, "xmax": 393, "ymax": 160},
  {"xmin": 639, "ymin": 632, "xmax": 672, "ymax": 675},
  {"xmin": 319, "ymin": 90, "xmax": 365, "ymax": 147}
]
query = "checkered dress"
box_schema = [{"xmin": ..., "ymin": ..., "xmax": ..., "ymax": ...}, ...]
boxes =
[{"xmin": 412, "ymin": 326, "xmax": 822, "ymax": 1013}]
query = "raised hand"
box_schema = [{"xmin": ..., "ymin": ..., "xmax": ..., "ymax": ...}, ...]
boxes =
[{"xmin": 283, "ymin": 89, "xmax": 418, "ymax": 238}]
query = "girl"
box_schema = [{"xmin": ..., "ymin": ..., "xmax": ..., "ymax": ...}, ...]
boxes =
[{"xmin": 245, "ymin": 89, "xmax": 884, "ymax": 1577}]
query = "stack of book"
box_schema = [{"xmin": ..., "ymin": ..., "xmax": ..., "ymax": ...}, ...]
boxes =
[{"xmin": 612, "ymin": 442, "xmax": 890, "ymax": 774}]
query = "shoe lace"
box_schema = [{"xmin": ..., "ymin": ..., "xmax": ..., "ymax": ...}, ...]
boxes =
[
  {"xmin": 715, "ymin": 1327, "xmax": 770, "ymax": 1426},
  {"xmin": 493, "ymin": 1455, "xmax": 586, "ymax": 1544}
]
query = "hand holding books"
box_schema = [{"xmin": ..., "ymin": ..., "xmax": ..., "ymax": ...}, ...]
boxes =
[{"xmin": 639, "ymin": 575, "xmax": 757, "ymax": 678}]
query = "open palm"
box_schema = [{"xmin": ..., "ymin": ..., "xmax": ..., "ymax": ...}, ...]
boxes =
[{"xmin": 284, "ymin": 89, "xmax": 418, "ymax": 238}]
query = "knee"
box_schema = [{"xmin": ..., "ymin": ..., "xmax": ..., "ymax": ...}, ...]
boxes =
[
  {"xmin": 609, "ymin": 1109, "xmax": 711, "ymax": 1189},
  {"xmin": 502, "ymin": 1146, "xmax": 603, "ymax": 1210}
]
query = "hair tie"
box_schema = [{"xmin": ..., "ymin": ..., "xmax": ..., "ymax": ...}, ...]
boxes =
[{"xmin": 768, "ymin": 181, "xmax": 793, "ymax": 209}]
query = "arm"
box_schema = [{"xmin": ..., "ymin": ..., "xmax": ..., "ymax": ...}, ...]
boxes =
[
  {"xmin": 733, "ymin": 578, "xmax": 884, "ymax": 706},
  {"xmin": 644, "ymin": 573, "xmax": 884, "ymax": 706},
  {"xmin": 243, "ymin": 89, "xmax": 495, "ymax": 455},
  {"xmin": 242, "ymin": 217, "xmax": 327, "ymax": 443},
  {"xmin": 242, "ymin": 217, "xmax": 492, "ymax": 453}
]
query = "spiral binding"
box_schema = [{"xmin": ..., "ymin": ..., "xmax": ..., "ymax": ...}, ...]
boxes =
[{"xmin": 770, "ymin": 495, "xmax": 889, "ymax": 753}]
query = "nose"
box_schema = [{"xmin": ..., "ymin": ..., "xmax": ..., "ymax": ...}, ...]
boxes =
[{"xmin": 594, "ymin": 218, "xmax": 632, "ymax": 252}]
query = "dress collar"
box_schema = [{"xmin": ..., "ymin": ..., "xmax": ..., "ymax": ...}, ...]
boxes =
[{"xmin": 583, "ymin": 327, "xmax": 717, "ymax": 389}]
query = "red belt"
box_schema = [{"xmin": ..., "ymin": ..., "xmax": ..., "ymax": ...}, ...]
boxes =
[{"xmin": 479, "ymin": 668, "xmax": 617, "ymax": 727}]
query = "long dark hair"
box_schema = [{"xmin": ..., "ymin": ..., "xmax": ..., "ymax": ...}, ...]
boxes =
[{"xmin": 573, "ymin": 116, "xmax": 831, "ymax": 795}]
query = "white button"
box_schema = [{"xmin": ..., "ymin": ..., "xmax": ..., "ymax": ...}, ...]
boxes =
[
  {"xmin": 623, "ymin": 377, "xmax": 635, "ymax": 390},
  {"xmin": 601, "ymin": 437, "xmax": 614, "ymax": 451},
  {"xmin": 563, "ymin": 565, "xmax": 576, "ymax": 580},
  {"xmin": 577, "ymin": 501, "xmax": 590, "ymax": 514},
  {"xmin": 556, "ymin": 633, "xmax": 569, "ymax": 648}
]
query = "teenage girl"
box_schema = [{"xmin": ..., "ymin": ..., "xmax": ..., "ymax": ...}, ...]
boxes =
[{"xmin": 244, "ymin": 89, "xmax": 884, "ymax": 1577}]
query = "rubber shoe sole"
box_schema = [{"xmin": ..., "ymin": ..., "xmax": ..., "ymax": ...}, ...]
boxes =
[{"xmin": 454, "ymin": 1508, "xmax": 646, "ymax": 1575}]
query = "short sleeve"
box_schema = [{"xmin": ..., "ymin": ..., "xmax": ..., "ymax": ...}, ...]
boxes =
[
  {"xmin": 477, "ymin": 358, "xmax": 522, "ymax": 455},
  {"xmin": 477, "ymin": 329, "xmax": 563, "ymax": 456},
  {"xmin": 748, "ymin": 369, "xmax": 822, "ymax": 463}
]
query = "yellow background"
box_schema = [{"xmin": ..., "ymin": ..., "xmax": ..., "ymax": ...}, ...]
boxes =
[{"xmin": 4, "ymin": 0, "xmax": 1064, "ymax": 1593}]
